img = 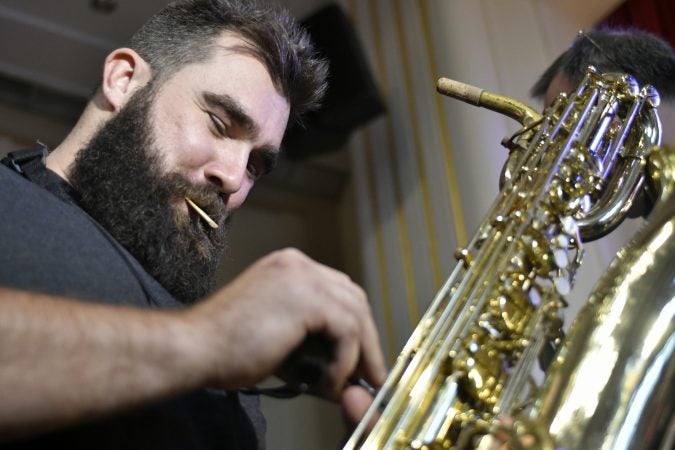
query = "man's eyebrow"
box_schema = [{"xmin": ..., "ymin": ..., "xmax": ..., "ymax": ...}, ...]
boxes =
[{"xmin": 203, "ymin": 91, "xmax": 260, "ymax": 138}]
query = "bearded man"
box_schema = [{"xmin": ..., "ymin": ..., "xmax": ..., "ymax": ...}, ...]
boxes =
[{"xmin": 0, "ymin": 1, "xmax": 385, "ymax": 448}]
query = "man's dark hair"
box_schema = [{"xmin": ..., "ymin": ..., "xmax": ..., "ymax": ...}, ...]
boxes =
[
  {"xmin": 531, "ymin": 28, "xmax": 675, "ymax": 101},
  {"xmin": 127, "ymin": 0, "xmax": 328, "ymax": 126}
]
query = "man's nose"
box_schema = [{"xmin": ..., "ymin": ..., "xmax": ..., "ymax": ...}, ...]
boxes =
[{"xmin": 203, "ymin": 144, "xmax": 249, "ymax": 193}]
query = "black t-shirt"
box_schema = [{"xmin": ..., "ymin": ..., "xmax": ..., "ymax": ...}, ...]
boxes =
[{"xmin": 0, "ymin": 157, "xmax": 265, "ymax": 449}]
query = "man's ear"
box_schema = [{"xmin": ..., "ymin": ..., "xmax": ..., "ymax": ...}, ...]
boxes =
[{"xmin": 101, "ymin": 48, "xmax": 152, "ymax": 112}]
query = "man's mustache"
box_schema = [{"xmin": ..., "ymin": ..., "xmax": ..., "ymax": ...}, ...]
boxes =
[{"xmin": 167, "ymin": 175, "xmax": 228, "ymax": 226}]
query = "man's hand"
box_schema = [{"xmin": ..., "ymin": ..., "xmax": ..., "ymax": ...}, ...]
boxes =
[{"xmin": 187, "ymin": 248, "xmax": 387, "ymax": 400}]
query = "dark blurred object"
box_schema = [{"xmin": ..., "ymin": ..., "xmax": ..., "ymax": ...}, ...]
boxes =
[
  {"xmin": 284, "ymin": 3, "xmax": 385, "ymax": 160},
  {"xmin": 90, "ymin": 0, "xmax": 118, "ymax": 14},
  {"xmin": 597, "ymin": 0, "xmax": 674, "ymax": 49}
]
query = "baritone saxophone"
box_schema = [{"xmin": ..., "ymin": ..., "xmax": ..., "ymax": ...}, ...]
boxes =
[{"xmin": 344, "ymin": 66, "xmax": 674, "ymax": 449}]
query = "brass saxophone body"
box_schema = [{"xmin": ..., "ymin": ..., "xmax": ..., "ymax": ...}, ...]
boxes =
[{"xmin": 344, "ymin": 67, "xmax": 673, "ymax": 449}]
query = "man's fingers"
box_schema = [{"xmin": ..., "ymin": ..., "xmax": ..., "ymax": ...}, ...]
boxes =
[
  {"xmin": 323, "ymin": 285, "xmax": 386, "ymax": 398},
  {"xmin": 325, "ymin": 316, "xmax": 361, "ymax": 399},
  {"xmin": 341, "ymin": 385, "xmax": 376, "ymax": 427},
  {"xmin": 359, "ymin": 311, "xmax": 387, "ymax": 386},
  {"xmin": 316, "ymin": 266, "xmax": 387, "ymax": 390}
]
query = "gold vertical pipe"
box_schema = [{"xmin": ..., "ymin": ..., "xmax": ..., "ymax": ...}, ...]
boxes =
[
  {"xmin": 391, "ymin": 0, "xmax": 443, "ymax": 289},
  {"xmin": 417, "ymin": 0, "xmax": 469, "ymax": 246},
  {"xmin": 363, "ymin": 131, "xmax": 398, "ymax": 362},
  {"xmin": 344, "ymin": 0, "xmax": 396, "ymax": 362},
  {"xmin": 367, "ymin": 0, "xmax": 420, "ymax": 326}
]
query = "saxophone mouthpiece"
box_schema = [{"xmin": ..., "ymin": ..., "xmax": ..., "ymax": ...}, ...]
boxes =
[{"xmin": 437, "ymin": 77, "xmax": 483, "ymax": 106}]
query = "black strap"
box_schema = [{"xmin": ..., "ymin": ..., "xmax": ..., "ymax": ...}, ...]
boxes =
[{"xmin": 1, "ymin": 142, "xmax": 49, "ymax": 176}]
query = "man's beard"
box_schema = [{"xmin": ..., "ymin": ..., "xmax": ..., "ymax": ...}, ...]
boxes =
[{"xmin": 69, "ymin": 84, "xmax": 228, "ymax": 304}]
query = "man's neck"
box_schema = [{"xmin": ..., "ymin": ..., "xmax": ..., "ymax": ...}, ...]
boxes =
[
  {"xmin": 47, "ymin": 98, "xmax": 112, "ymax": 184},
  {"xmin": 45, "ymin": 148, "xmax": 73, "ymax": 183}
]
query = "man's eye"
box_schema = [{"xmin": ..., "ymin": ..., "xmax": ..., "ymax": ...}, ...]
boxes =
[
  {"xmin": 247, "ymin": 160, "xmax": 261, "ymax": 180},
  {"xmin": 247, "ymin": 154, "xmax": 269, "ymax": 181},
  {"xmin": 208, "ymin": 113, "xmax": 227, "ymax": 136}
]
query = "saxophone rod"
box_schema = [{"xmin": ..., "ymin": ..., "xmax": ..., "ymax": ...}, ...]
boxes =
[{"xmin": 437, "ymin": 77, "xmax": 541, "ymax": 127}]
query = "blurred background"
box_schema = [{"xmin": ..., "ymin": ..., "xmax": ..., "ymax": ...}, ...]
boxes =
[{"xmin": 0, "ymin": 0, "xmax": 672, "ymax": 448}]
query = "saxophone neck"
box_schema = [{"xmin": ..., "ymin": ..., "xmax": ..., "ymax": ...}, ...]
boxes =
[{"xmin": 437, "ymin": 77, "xmax": 542, "ymax": 127}]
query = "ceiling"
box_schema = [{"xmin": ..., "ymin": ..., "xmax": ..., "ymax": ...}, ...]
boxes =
[
  {"xmin": 0, "ymin": 0, "xmax": 328, "ymax": 98},
  {"xmin": 0, "ymin": 0, "xmax": 349, "ymax": 199}
]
